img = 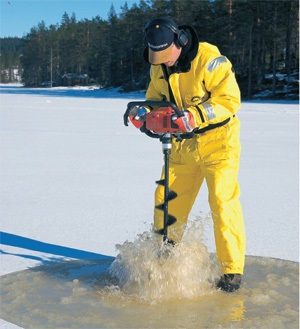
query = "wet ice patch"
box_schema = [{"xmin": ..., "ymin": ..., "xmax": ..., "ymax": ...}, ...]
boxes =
[
  {"xmin": 1, "ymin": 256, "xmax": 298, "ymax": 329},
  {"xmin": 0, "ymin": 224, "xmax": 298, "ymax": 329}
]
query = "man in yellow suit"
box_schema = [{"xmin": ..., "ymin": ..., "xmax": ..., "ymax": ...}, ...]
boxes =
[{"xmin": 132, "ymin": 18, "xmax": 246, "ymax": 292}]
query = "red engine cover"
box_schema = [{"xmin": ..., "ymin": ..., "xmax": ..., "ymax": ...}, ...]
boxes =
[{"xmin": 145, "ymin": 107, "xmax": 180, "ymax": 133}]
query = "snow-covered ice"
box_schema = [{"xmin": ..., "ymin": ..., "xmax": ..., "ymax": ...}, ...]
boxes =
[{"xmin": 0, "ymin": 85, "xmax": 299, "ymax": 328}]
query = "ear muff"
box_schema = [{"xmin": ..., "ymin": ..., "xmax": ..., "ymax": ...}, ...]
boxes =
[
  {"xmin": 176, "ymin": 29, "xmax": 188, "ymax": 47},
  {"xmin": 145, "ymin": 18, "xmax": 188, "ymax": 48}
]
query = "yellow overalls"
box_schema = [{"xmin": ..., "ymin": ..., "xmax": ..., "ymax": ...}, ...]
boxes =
[{"xmin": 146, "ymin": 42, "xmax": 246, "ymax": 275}]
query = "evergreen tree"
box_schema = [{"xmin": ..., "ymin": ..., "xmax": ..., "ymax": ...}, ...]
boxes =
[
  {"xmin": 1, "ymin": 0, "xmax": 298, "ymax": 98},
  {"xmin": 0, "ymin": 37, "xmax": 22, "ymax": 83}
]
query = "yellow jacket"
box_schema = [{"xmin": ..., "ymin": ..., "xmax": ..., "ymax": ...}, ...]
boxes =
[{"xmin": 146, "ymin": 42, "xmax": 241, "ymax": 130}]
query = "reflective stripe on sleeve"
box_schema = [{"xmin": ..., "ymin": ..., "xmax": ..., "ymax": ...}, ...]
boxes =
[
  {"xmin": 207, "ymin": 56, "xmax": 227, "ymax": 72},
  {"xmin": 203, "ymin": 103, "xmax": 216, "ymax": 120}
]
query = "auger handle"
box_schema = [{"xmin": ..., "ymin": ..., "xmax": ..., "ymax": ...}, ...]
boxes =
[
  {"xmin": 124, "ymin": 100, "xmax": 184, "ymax": 127},
  {"xmin": 124, "ymin": 100, "xmax": 194, "ymax": 139}
]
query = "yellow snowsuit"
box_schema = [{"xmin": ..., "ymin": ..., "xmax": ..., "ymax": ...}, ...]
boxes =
[{"xmin": 146, "ymin": 42, "xmax": 246, "ymax": 275}]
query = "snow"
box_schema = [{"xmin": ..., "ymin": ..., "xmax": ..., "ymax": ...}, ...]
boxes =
[{"xmin": 0, "ymin": 84, "xmax": 299, "ymax": 328}]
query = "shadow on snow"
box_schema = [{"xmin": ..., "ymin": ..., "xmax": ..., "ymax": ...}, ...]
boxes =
[{"xmin": 0, "ymin": 231, "xmax": 113, "ymax": 264}]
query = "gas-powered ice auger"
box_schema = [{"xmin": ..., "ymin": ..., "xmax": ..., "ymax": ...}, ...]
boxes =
[{"xmin": 124, "ymin": 101, "xmax": 194, "ymax": 243}]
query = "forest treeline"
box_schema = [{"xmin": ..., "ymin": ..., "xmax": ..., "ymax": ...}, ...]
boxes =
[{"xmin": 0, "ymin": 0, "xmax": 299, "ymax": 99}]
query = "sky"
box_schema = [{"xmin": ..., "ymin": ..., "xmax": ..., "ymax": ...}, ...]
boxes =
[{"xmin": 0, "ymin": 0, "xmax": 138, "ymax": 38}]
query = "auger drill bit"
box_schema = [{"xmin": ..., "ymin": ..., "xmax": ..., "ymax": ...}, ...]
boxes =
[
  {"xmin": 154, "ymin": 133, "xmax": 177, "ymax": 243},
  {"xmin": 155, "ymin": 179, "xmax": 177, "ymax": 238}
]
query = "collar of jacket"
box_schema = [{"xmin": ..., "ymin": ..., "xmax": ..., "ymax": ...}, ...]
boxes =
[{"xmin": 143, "ymin": 24, "xmax": 199, "ymax": 73}]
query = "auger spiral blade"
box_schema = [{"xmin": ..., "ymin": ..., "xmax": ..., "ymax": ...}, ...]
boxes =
[
  {"xmin": 155, "ymin": 195, "xmax": 177, "ymax": 211},
  {"xmin": 155, "ymin": 179, "xmax": 177, "ymax": 239},
  {"xmin": 155, "ymin": 180, "xmax": 178, "ymax": 202},
  {"xmin": 155, "ymin": 214, "xmax": 177, "ymax": 235}
]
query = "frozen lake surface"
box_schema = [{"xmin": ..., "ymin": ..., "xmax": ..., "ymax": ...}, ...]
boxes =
[{"xmin": 0, "ymin": 85, "xmax": 299, "ymax": 328}]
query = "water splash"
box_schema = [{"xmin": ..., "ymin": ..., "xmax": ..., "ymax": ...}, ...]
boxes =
[{"xmin": 109, "ymin": 217, "xmax": 219, "ymax": 301}]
